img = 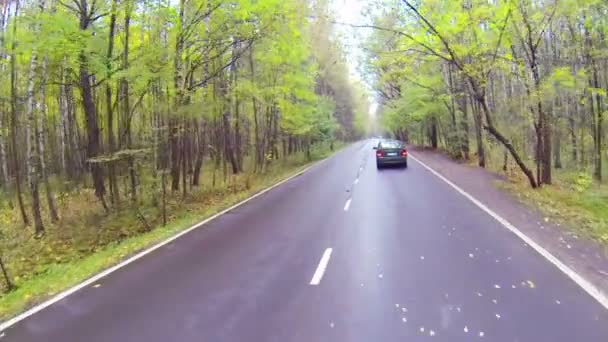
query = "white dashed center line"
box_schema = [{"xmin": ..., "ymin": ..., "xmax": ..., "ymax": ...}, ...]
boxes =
[
  {"xmin": 344, "ymin": 198, "xmax": 352, "ymax": 211},
  {"xmin": 310, "ymin": 248, "xmax": 333, "ymax": 285},
  {"xmin": 354, "ymin": 178, "xmax": 359, "ymax": 185}
]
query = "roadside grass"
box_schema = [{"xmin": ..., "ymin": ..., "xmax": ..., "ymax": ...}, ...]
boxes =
[
  {"xmin": 500, "ymin": 170, "xmax": 608, "ymax": 246},
  {"xmin": 474, "ymin": 143, "xmax": 608, "ymax": 247},
  {"xmin": 0, "ymin": 142, "xmax": 339, "ymax": 321}
]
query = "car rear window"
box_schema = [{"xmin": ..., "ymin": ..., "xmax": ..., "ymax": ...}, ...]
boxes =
[{"xmin": 380, "ymin": 141, "xmax": 402, "ymax": 149}]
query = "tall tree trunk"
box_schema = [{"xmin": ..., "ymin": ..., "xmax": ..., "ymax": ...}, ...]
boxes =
[
  {"xmin": 39, "ymin": 57, "xmax": 59, "ymax": 222},
  {"xmin": 567, "ymin": 97, "xmax": 578, "ymax": 164},
  {"xmin": 77, "ymin": 0, "xmax": 107, "ymax": 209},
  {"xmin": 223, "ymin": 111, "xmax": 238, "ymax": 174},
  {"xmin": 459, "ymin": 90, "xmax": 470, "ymax": 160},
  {"xmin": 80, "ymin": 52, "xmax": 108, "ymax": 210},
  {"xmin": 65, "ymin": 80, "xmax": 82, "ymax": 177},
  {"xmin": 470, "ymin": 95, "xmax": 485, "ymax": 167},
  {"xmin": 192, "ymin": 121, "xmax": 204, "ymax": 186},
  {"xmin": 231, "ymin": 41, "xmax": 242, "ymax": 172},
  {"xmin": 0, "ymin": 0, "xmax": 9, "ymax": 188},
  {"xmin": 59, "ymin": 66, "xmax": 68, "ymax": 175},
  {"xmin": 106, "ymin": 0, "xmax": 119, "ymax": 205},
  {"xmin": 592, "ymin": 68, "xmax": 603, "ymax": 181},
  {"xmin": 121, "ymin": 3, "xmax": 137, "ymax": 200},
  {"xmin": 531, "ymin": 48, "xmax": 552, "ymax": 185},
  {"xmin": 0, "ymin": 109, "xmax": 8, "ymax": 188},
  {"xmin": 554, "ymin": 128, "xmax": 562, "ymax": 169},
  {"xmin": 25, "ymin": 51, "xmax": 45, "ymax": 235},
  {"xmin": 9, "ymin": 0, "xmax": 29, "ymax": 225},
  {"xmin": 171, "ymin": 0, "xmax": 185, "ymax": 191},
  {"xmin": 249, "ymin": 49, "xmax": 262, "ymax": 171},
  {"xmin": 429, "ymin": 116, "xmax": 438, "ymax": 149}
]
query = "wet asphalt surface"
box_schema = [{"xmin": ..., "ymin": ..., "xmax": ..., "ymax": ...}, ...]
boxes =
[{"xmin": 2, "ymin": 141, "xmax": 608, "ymax": 341}]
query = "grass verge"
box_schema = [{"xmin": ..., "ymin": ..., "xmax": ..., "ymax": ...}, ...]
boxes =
[
  {"xmin": 0, "ymin": 142, "xmax": 340, "ymax": 321},
  {"xmin": 499, "ymin": 170, "xmax": 608, "ymax": 247}
]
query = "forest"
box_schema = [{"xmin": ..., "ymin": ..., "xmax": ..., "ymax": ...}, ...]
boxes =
[
  {"xmin": 365, "ymin": 0, "xmax": 607, "ymax": 189},
  {"xmin": 0, "ymin": 0, "xmax": 369, "ymax": 313}
]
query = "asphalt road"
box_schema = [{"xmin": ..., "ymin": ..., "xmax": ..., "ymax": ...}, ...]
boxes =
[{"xmin": 3, "ymin": 141, "xmax": 608, "ymax": 341}]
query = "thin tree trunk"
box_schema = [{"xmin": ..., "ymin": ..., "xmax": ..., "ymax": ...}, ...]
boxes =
[
  {"xmin": 192, "ymin": 121, "xmax": 204, "ymax": 186},
  {"xmin": 39, "ymin": 57, "xmax": 59, "ymax": 222},
  {"xmin": 106, "ymin": 0, "xmax": 119, "ymax": 205},
  {"xmin": 171, "ymin": 0, "xmax": 185, "ymax": 191},
  {"xmin": 459, "ymin": 90, "xmax": 470, "ymax": 160},
  {"xmin": 567, "ymin": 97, "xmax": 578, "ymax": 164},
  {"xmin": 0, "ymin": 253, "xmax": 14, "ymax": 291},
  {"xmin": 0, "ymin": 109, "xmax": 8, "ymax": 188},
  {"xmin": 471, "ymin": 96, "xmax": 485, "ymax": 167},
  {"xmin": 554, "ymin": 128, "xmax": 562, "ymax": 169},
  {"xmin": 0, "ymin": 0, "xmax": 9, "ymax": 188},
  {"xmin": 122, "ymin": 4, "xmax": 137, "ymax": 200},
  {"xmin": 59, "ymin": 65, "xmax": 68, "ymax": 175}
]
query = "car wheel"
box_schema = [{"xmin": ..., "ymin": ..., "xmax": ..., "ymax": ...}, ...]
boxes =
[
  {"xmin": 376, "ymin": 162, "xmax": 382, "ymax": 169},
  {"xmin": 403, "ymin": 160, "xmax": 408, "ymax": 168}
]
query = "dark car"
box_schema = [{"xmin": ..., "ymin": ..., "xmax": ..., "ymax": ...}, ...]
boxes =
[{"xmin": 375, "ymin": 140, "xmax": 408, "ymax": 169}]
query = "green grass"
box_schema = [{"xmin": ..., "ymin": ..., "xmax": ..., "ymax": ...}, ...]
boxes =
[
  {"xmin": 0, "ymin": 142, "xmax": 340, "ymax": 321},
  {"xmin": 500, "ymin": 170, "xmax": 608, "ymax": 247}
]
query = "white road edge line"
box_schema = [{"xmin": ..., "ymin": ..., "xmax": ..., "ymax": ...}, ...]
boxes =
[
  {"xmin": 310, "ymin": 248, "xmax": 333, "ymax": 285},
  {"xmin": 354, "ymin": 178, "xmax": 359, "ymax": 185},
  {"xmin": 0, "ymin": 158, "xmax": 328, "ymax": 332},
  {"xmin": 344, "ymin": 198, "xmax": 352, "ymax": 211},
  {"xmin": 409, "ymin": 153, "xmax": 608, "ymax": 310}
]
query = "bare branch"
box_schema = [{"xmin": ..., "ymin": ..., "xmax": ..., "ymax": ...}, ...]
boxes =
[{"xmin": 330, "ymin": 21, "xmax": 452, "ymax": 62}]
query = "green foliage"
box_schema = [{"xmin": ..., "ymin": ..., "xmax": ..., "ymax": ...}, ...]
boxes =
[{"xmin": 573, "ymin": 172, "xmax": 592, "ymax": 193}]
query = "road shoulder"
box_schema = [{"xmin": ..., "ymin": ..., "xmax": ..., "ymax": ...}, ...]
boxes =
[{"xmin": 409, "ymin": 146, "xmax": 608, "ymax": 302}]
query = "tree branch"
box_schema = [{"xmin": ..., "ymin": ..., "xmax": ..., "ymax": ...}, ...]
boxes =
[
  {"xmin": 57, "ymin": 0, "xmax": 81, "ymax": 14},
  {"xmin": 401, "ymin": 0, "xmax": 462, "ymax": 68},
  {"xmin": 330, "ymin": 21, "xmax": 452, "ymax": 62},
  {"xmin": 533, "ymin": 2, "xmax": 558, "ymax": 51}
]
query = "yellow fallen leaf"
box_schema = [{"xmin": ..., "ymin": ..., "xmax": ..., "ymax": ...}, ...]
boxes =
[{"xmin": 526, "ymin": 280, "xmax": 536, "ymax": 288}]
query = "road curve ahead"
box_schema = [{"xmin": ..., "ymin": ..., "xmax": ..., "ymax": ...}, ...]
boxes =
[{"xmin": 3, "ymin": 141, "xmax": 608, "ymax": 341}]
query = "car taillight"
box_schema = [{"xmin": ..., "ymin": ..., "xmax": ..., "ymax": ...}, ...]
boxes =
[
  {"xmin": 401, "ymin": 149, "xmax": 408, "ymax": 157},
  {"xmin": 376, "ymin": 150, "xmax": 384, "ymax": 157}
]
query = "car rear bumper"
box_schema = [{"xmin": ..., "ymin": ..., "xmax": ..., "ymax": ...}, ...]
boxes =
[{"xmin": 377, "ymin": 156, "xmax": 407, "ymax": 165}]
